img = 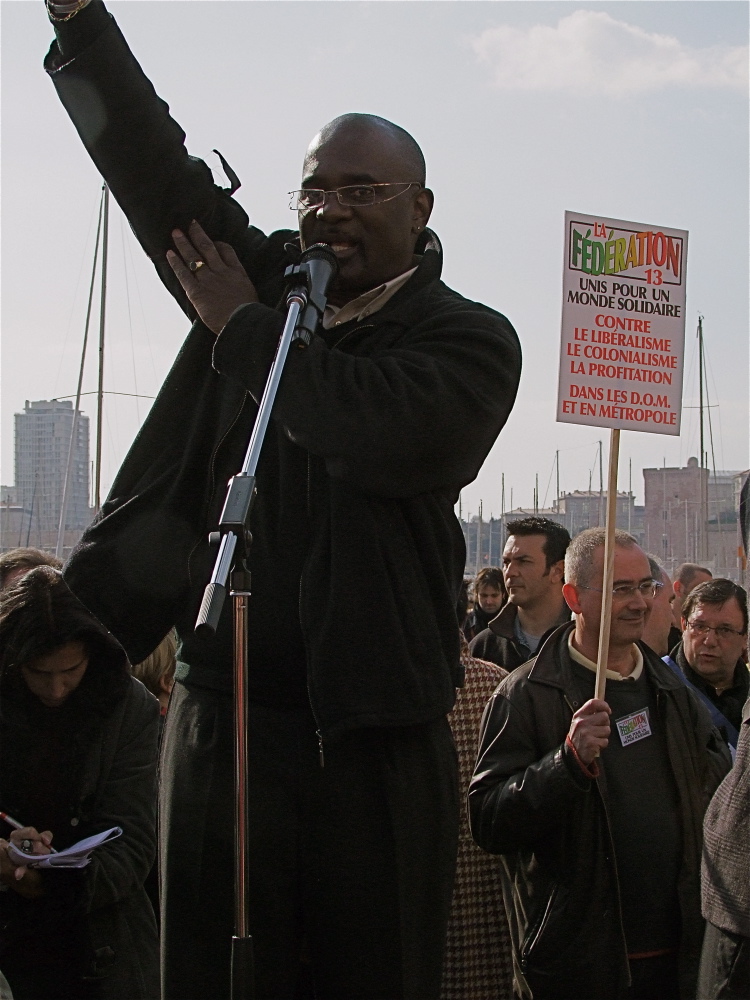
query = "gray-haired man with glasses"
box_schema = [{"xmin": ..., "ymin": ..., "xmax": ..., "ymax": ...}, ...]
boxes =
[
  {"xmin": 42, "ymin": 2, "xmax": 522, "ymax": 998},
  {"xmin": 469, "ymin": 527, "xmax": 731, "ymax": 1000}
]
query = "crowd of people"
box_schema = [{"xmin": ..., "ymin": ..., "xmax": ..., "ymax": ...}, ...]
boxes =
[
  {"xmin": 0, "ymin": 1, "xmax": 747, "ymax": 997},
  {"xmin": 1, "ymin": 528, "xmax": 747, "ymax": 1000}
]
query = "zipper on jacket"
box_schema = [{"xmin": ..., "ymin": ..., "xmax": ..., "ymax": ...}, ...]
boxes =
[
  {"xmin": 563, "ymin": 683, "xmax": 630, "ymax": 987},
  {"xmin": 520, "ymin": 883, "xmax": 558, "ymax": 970},
  {"xmin": 209, "ymin": 394, "xmax": 248, "ymax": 507},
  {"xmin": 298, "ymin": 322, "xmax": 382, "ymax": 764},
  {"xmin": 594, "ymin": 781, "xmax": 631, "ymax": 987},
  {"xmin": 300, "ymin": 572, "xmax": 325, "ymax": 768},
  {"xmin": 297, "ymin": 474, "xmax": 325, "ymax": 768},
  {"xmin": 186, "ymin": 393, "xmax": 248, "ymax": 587}
]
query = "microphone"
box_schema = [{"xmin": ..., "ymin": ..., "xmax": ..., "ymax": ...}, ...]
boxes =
[
  {"xmin": 301, "ymin": 242, "xmax": 338, "ymax": 296},
  {"xmin": 284, "ymin": 243, "xmax": 338, "ymax": 346}
]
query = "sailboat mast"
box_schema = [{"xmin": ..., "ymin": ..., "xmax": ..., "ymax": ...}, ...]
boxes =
[
  {"xmin": 628, "ymin": 458, "xmax": 632, "ymax": 535},
  {"xmin": 56, "ymin": 191, "xmax": 106, "ymax": 559},
  {"xmin": 697, "ymin": 316, "xmax": 707, "ymax": 560},
  {"xmin": 94, "ymin": 183, "xmax": 110, "ymax": 513},
  {"xmin": 475, "ymin": 500, "xmax": 483, "ymax": 574}
]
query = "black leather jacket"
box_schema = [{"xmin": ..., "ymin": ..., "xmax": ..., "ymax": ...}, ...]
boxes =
[
  {"xmin": 469, "ymin": 624, "xmax": 732, "ymax": 1000},
  {"xmin": 469, "ymin": 600, "xmax": 571, "ymax": 672}
]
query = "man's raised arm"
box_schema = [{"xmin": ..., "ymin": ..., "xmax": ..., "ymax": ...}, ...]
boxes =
[{"xmin": 43, "ymin": 0, "xmax": 274, "ymax": 316}]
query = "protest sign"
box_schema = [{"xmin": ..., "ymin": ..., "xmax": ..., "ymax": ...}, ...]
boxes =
[
  {"xmin": 556, "ymin": 212, "xmax": 688, "ymax": 698},
  {"xmin": 557, "ymin": 212, "xmax": 688, "ymax": 436}
]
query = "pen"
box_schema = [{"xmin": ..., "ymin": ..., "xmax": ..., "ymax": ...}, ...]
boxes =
[{"xmin": 0, "ymin": 811, "xmax": 58, "ymax": 853}]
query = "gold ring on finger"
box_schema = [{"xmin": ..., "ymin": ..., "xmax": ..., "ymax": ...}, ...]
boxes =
[{"xmin": 189, "ymin": 260, "xmax": 205, "ymax": 272}]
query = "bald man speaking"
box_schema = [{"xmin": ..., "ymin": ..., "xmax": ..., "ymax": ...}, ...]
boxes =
[{"xmin": 43, "ymin": 3, "xmax": 521, "ymax": 997}]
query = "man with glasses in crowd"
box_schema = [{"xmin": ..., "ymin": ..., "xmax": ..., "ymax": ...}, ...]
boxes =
[
  {"xmin": 469, "ymin": 527, "xmax": 731, "ymax": 1000},
  {"xmin": 671, "ymin": 579, "xmax": 748, "ymax": 739},
  {"xmin": 41, "ymin": 2, "xmax": 522, "ymax": 998}
]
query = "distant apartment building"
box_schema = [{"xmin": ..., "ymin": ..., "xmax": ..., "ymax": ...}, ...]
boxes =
[
  {"xmin": 460, "ymin": 496, "xmax": 644, "ymax": 575},
  {"xmin": 4, "ymin": 400, "xmax": 92, "ymax": 554},
  {"xmin": 643, "ymin": 458, "xmax": 741, "ymax": 577},
  {"xmin": 556, "ymin": 491, "xmax": 644, "ymax": 546}
]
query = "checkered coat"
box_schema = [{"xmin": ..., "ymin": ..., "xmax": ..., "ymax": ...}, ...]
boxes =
[{"xmin": 441, "ymin": 638, "xmax": 513, "ymax": 999}]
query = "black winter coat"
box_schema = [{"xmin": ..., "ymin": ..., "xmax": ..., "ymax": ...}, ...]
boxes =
[
  {"xmin": 0, "ymin": 677, "xmax": 160, "ymax": 1000},
  {"xmin": 47, "ymin": 2, "xmax": 522, "ymax": 736},
  {"xmin": 468, "ymin": 600, "xmax": 571, "ymax": 672},
  {"xmin": 469, "ymin": 625, "xmax": 732, "ymax": 1000}
]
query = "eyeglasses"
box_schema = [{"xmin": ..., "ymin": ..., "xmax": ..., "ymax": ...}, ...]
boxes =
[
  {"xmin": 288, "ymin": 182, "xmax": 421, "ymax": 212},
  {"xmin": 580, "ymin": 581, "xmax": 662, "ymax": 600},
  {"xmin": 686, "ymin": 621, "xmax": 746, "ymax": 641}
]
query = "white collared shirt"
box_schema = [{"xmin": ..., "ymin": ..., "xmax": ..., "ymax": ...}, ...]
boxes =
[
  {"xmin": 567, "ymin": 632, "xmax": 644, "ymax": 681},
  {"xmin": 322, "ymin": 266, "xmax": 418, "ymax": 330}
]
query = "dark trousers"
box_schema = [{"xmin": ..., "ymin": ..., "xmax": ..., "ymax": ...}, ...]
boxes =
[
  {"xmin": 159, "ymin": 681, "xmax": 459, "ymax": 1000},
  {"xmin": 620, "ymin": 954, "xmax": 680, "ymax": 1000},
  {"xmin": 2, "ymin": 964, "xmax": 97, "ymax": 1000},
  {"xmin": 698, "ymin": 922, "xmax": 750, "ymax": 1000},
  {"xmin": 520, "ymin": 953, "xmax": 681, "ymax": 1000}
]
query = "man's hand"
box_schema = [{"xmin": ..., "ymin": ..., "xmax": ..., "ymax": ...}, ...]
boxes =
[
  {"xmin": 0, "ymin": 827, "xmax": 51, "ymax": 900},
  {"xmin": 166, "ymin": 220, "xmax": 259, "ymax": 335},
  {"xmin": 568, "ymin": 699, "xmax": 611, "ymax": 764}
]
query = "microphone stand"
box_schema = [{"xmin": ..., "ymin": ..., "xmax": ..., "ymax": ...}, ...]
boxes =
[{"xmin": 194, "ymin": 244, "xmax": 337, "ymax": 1000}]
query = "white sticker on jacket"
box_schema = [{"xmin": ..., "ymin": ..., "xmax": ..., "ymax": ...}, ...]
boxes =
[{"xmin": 615, "ymin": 707, "xmax": 652, "ymax": 746}]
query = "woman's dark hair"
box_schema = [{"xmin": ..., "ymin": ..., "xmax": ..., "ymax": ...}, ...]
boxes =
[
  {"xmin": 472, "ymin": 567, "xmax": 507, "ymax": 608},
  {"xmin": 0, "ymin": 568, "xmax": 131, "ymax": 830},
  {"xmin": 0, "ymin": 565, "xmax": 129, "ymax": 701},
  {"xmin": 0, "ymin": 547, "xmax": 62, "ymax": 589}
]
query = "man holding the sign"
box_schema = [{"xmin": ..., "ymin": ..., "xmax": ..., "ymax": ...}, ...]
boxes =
[{"xmin": 469, "ymin": 528, "xmax": 731, "ymax": 1000}]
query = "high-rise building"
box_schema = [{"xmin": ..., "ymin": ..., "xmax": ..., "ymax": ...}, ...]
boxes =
[{"xmin": 14, "ymin": 400, "xmax": 90, "ymax": 545}]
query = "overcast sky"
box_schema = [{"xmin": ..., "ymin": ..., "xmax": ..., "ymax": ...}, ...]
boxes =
[{"xmin": 2, "ymin": 0, "xmax": 748, "ymax": 515}]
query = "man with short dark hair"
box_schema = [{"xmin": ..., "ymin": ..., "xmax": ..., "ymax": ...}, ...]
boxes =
[
  {"xmin": 469, "ymin": 517, "xmax": 571, "ymax": 671},
  {"xmin": 42, "ymin": 3, "xmax": 522, "ymax": 997},
  {"xmin": 469, "ymin": 527, "xmax": 731, "ymax": 1000},
  {"xmin": 673, "ymin": 579, "xmax": 749, "ymax": 736},
  {"xmin": 673, "ymin": 562, "xmax": 713, "ymax": 619}
]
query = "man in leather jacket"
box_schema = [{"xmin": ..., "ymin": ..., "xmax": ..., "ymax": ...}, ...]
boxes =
[
  {"xmin": 470, "ymin": 517, "xmax": 571, "ymax": 670},
  {"xmin": 469, "ymin": 528, "xmax": 731, "ymax": 1000}
]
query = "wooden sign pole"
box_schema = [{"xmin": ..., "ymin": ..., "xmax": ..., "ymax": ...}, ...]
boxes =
[{"xmin": 594, "ymin": 428, "xmax": 621, "ymax": 702}]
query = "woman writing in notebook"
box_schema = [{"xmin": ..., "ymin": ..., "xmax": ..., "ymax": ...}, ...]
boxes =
[{"xmin": 0, "ymin": 568, "xmax": 159, "ymax": 1000}]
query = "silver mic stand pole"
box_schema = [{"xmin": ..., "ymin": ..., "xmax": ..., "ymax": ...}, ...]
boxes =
[{"xmin": 194, "ymin": 244, "xmax": 338, "ymax": 1000}]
